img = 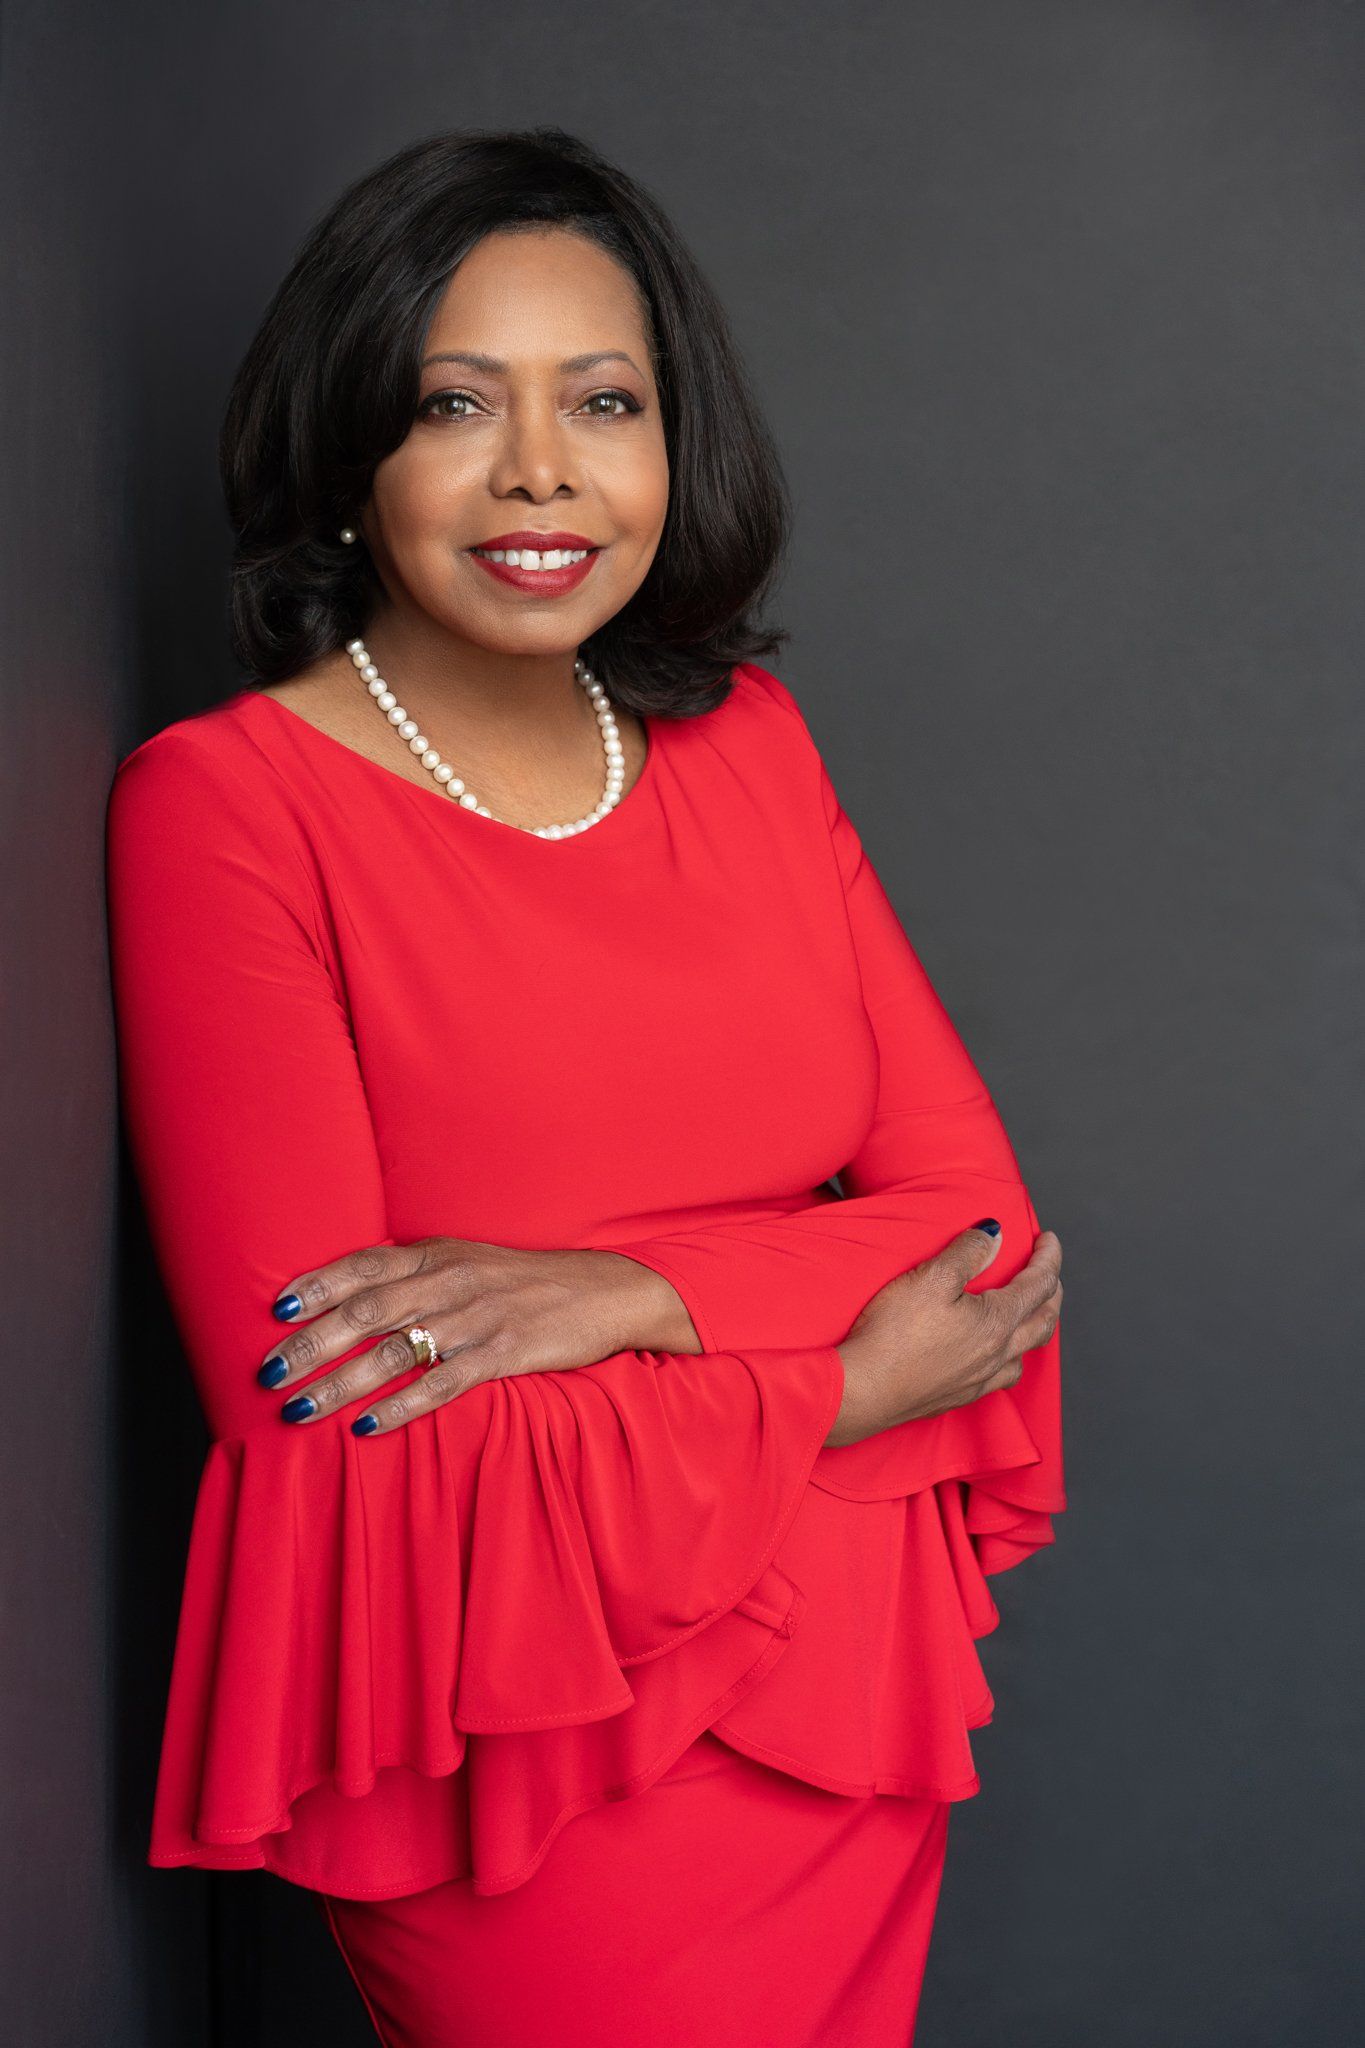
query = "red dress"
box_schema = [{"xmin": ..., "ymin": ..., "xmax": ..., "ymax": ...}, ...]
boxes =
[{"xmin": 105, "ymin": 661, "xmax": 1065, "ymax": 2041}]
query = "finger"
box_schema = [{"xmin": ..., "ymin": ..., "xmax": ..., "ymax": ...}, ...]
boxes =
[
  {"xmin": 974, "ymin": 1280, "xmax": 1063, "ymax": 1398},
  {"xmin": 259, "ymin": 1259, "xmax": 460, "ymax": 1390},
  {"xmin": 351, "ymin": 1335, "xmax": 509, "ymax": 1437},
  {"xmin": 990, "ymin": 1232, "xmax": 1063, "ymax": 1332},
  {"xmin": 269, "ymin": 1237, "xmax": 435, "ymax": 1324},
  {"xmin": 1007, "ymin": 1280, "xmax": 1063, "ymax": 1361},
  {"xmin": 932, "ymin": 1220, "xmax": 1006, "ymax": 1297},
  {"xmin": 276, "ymin": 1326, "xmax": 434, "ymax": 1425}
]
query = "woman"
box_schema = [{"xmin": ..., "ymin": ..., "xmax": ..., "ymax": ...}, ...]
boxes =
[{"xmin": 105, "ymin": 127, "xmax": 1066, "ymax": 2047}]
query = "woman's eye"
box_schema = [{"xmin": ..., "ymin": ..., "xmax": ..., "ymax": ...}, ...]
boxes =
[
  {"xmin": 579, "ymin": 389, "xmax": 641, "ymax": 418},
  {"xmin": 419, "ymin": 390, "xmax": 479, "ymax": 421}
]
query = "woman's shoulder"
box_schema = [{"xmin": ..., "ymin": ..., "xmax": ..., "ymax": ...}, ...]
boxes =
[
  {"xmin": 726, "ymin": 659, "xmax": 814, "ymax": 733},
  {"xmin": 112, "ymin": 688, "xmax": 259, "ymax": 782},
  {"xmin": 708, "ymin": 660, "xmax": 824, "ymax": 768},
  {"xmin": 106, "ymin": 688, "xmax": 304, "ymax": 866},
  {"xmin": 712, "ymin": 661, "xmax": 829, "ymax": 805}
]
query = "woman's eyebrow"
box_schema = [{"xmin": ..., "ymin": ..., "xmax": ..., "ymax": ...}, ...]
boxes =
[{"xmin": 421, "ymin": 348, "xmax": 643, "ymax": 375}]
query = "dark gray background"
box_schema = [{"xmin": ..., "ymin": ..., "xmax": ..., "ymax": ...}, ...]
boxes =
[{"xmin": 3, "ymin": 1, "xmax": 1360, "ymax": 2041}]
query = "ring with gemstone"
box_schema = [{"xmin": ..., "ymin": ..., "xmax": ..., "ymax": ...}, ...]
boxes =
[{"xmin": 404, "ymin": 1325, "xmax": 438, "ymax": 1370}]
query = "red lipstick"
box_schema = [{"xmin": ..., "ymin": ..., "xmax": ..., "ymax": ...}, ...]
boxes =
[{"xmin": 467, "ymin": 530, "xmax": 603, "ymax": 598}]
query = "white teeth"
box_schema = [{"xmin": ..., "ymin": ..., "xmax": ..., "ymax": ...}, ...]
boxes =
[{"xmin": 473, "ymin": 547, "xmax": 591, "ymax": 570}]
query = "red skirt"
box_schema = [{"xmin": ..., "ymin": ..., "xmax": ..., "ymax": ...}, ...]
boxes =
[{"xmin": 318, "ymin": 1730, "xmax": 951, "ymax": 2048}]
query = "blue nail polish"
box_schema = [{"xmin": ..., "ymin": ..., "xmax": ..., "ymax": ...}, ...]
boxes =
[
  {"xmin": 281, "ymin": 1394, "xmax": 316, "ymax": 1422},
  {"xmin": 258, "ymin": 1356, "xmax": 289, "ymax": 1388},
  {"xmin": 973, "ymin": 1217, "xmax": 1001, "ymax": 1235},
  {"xmin": 272, "ymin": 1293, "xmax": 302, "ymax": 1321},
  {"xmin": 351, "ymin": 1413, "xmax": 379, "ymax": 1436}
]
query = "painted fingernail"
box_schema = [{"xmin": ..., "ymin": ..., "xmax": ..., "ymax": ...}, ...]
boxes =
[
  {"xmin": 281, "ymin": 1394, "xmax": 316, "ymax": 1422},
  {"xmin": 272, "ymin": 1293, "xmax": 302, "ymax": 1321},
  {"xmin": 351, "ymin": 1414, "xmax": 379, "ymax": 1436},
  {"xmin": 257, "ymin": 1356, "xmax": 289, "ymax": 1388},
  {"xmin": 973, "ymin": 1218, "xmax": 1001, "ymax": 1235}
]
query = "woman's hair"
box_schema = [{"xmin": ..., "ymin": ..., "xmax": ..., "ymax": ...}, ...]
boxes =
[{"xmin": 220, "ymin": 126, "xmax": 792, "ymax": 716}]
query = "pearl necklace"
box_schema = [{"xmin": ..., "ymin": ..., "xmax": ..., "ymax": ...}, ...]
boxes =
[{"xmin": 344, "ymin": 636, "xmax": 627, "ymax": 838}]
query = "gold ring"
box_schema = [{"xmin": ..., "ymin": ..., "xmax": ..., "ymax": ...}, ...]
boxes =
[{"xmin": 404, "ymin": 1325, "xmax": 438, "ymax": 1370}]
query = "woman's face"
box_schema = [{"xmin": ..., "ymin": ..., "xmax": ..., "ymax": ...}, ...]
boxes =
[{"xmin": 359, "ymin": 227, "xmax": 670, "ymax": 658}]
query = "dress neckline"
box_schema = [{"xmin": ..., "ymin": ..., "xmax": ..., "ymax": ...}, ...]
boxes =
[{"xmin": 230, "ymin": 685, "xmax": 662, "ymax": 851}]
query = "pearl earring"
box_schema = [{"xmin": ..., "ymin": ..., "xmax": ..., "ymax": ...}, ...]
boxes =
[{"xmin": 338, "ymin": 527, "xmax": 357, "ymax": 545}]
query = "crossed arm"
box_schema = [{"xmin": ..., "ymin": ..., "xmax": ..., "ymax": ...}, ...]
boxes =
[
  {"xmin": 218, "ymin": 716, "xmax": 1059, "ymax": 1444},
  {"xmin": 106, "ymin": 699, "xmax": 1058, "ymax": 1465}
]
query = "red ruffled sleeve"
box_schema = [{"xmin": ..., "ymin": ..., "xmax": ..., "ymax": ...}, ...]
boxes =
[
  {"xmin": 104, "ymin": 723, "xmax": 844, "ymax": 1899},
  {"xmin": 595, "ymin": 668, "xmax": 1067, "ymax": 1787}
]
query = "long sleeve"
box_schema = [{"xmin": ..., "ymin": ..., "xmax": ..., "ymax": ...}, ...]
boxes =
[
  {"xmin": 105, "ymin": 721, "xmax": 844, "ymax": 1896},
  {"xmin": 598, "ymin": 671, "xmax": 1065, "ymax": 1551},
  {"xmin": 105, "ymin": 729, "xmax": 403, "ymax": 1446}
]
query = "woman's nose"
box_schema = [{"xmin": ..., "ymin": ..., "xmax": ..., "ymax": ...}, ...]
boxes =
[{"xmin": 488, "ymin": 401, "xmax": 582, "ymax": 499}]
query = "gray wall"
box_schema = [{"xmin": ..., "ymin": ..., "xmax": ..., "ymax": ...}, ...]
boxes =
[{"xmin": 3, "ymin": 1, "xmax": 1359, "ymax": 2041}]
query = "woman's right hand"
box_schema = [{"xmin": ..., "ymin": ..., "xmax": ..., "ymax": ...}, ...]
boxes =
[{"xmin": 826, "ymin": 1223, "xmax": 1064, "ymax": 1447}]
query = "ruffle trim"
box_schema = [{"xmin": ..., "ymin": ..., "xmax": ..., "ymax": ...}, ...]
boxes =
[
  {"xmin": 147, "ymin": 1333, "xmax": 1064, "ymax": 1900},
  {"xmin": 711, "ymin": 1317, "xmax": 1065, "ymax": 1797},
  {"xmin": 148, "ymin": 1343, "xmax": 843, "ymax": 1895}
]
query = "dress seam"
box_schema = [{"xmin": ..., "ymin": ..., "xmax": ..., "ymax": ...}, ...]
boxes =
[{"xmin": 321, "ymin": 1892, "xmax": 398, "ymax": 2044}]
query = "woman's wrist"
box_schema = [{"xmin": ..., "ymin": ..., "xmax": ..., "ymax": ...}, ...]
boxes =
[
  {"xmin": 592, "ymin": 1251, "xmax": 704, "ymax": 1355},
  {"xmin": 826, "ymin": 1333, "xmax": 896, "ymax": 1447}
]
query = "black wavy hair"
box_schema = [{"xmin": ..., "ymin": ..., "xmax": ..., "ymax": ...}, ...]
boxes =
[{"xmin": 219, "ymin": 126, "xmax": 792, "ymax": 716}]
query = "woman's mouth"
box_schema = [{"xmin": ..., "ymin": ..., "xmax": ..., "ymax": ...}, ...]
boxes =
[{"xmin": 467, "ymin": 540, "xmax": 603, "ymax": 597}]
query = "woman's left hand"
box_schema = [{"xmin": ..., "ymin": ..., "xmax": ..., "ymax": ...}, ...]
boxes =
[{"xmin": 257, "ymin": 1236, "xmax": 700, "ymax": 1435}]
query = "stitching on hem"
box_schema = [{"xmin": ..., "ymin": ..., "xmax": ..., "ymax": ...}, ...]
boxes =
[{"xmin": 706, "ymin": 1723, "xmax": 982, "ymax": 1804}]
